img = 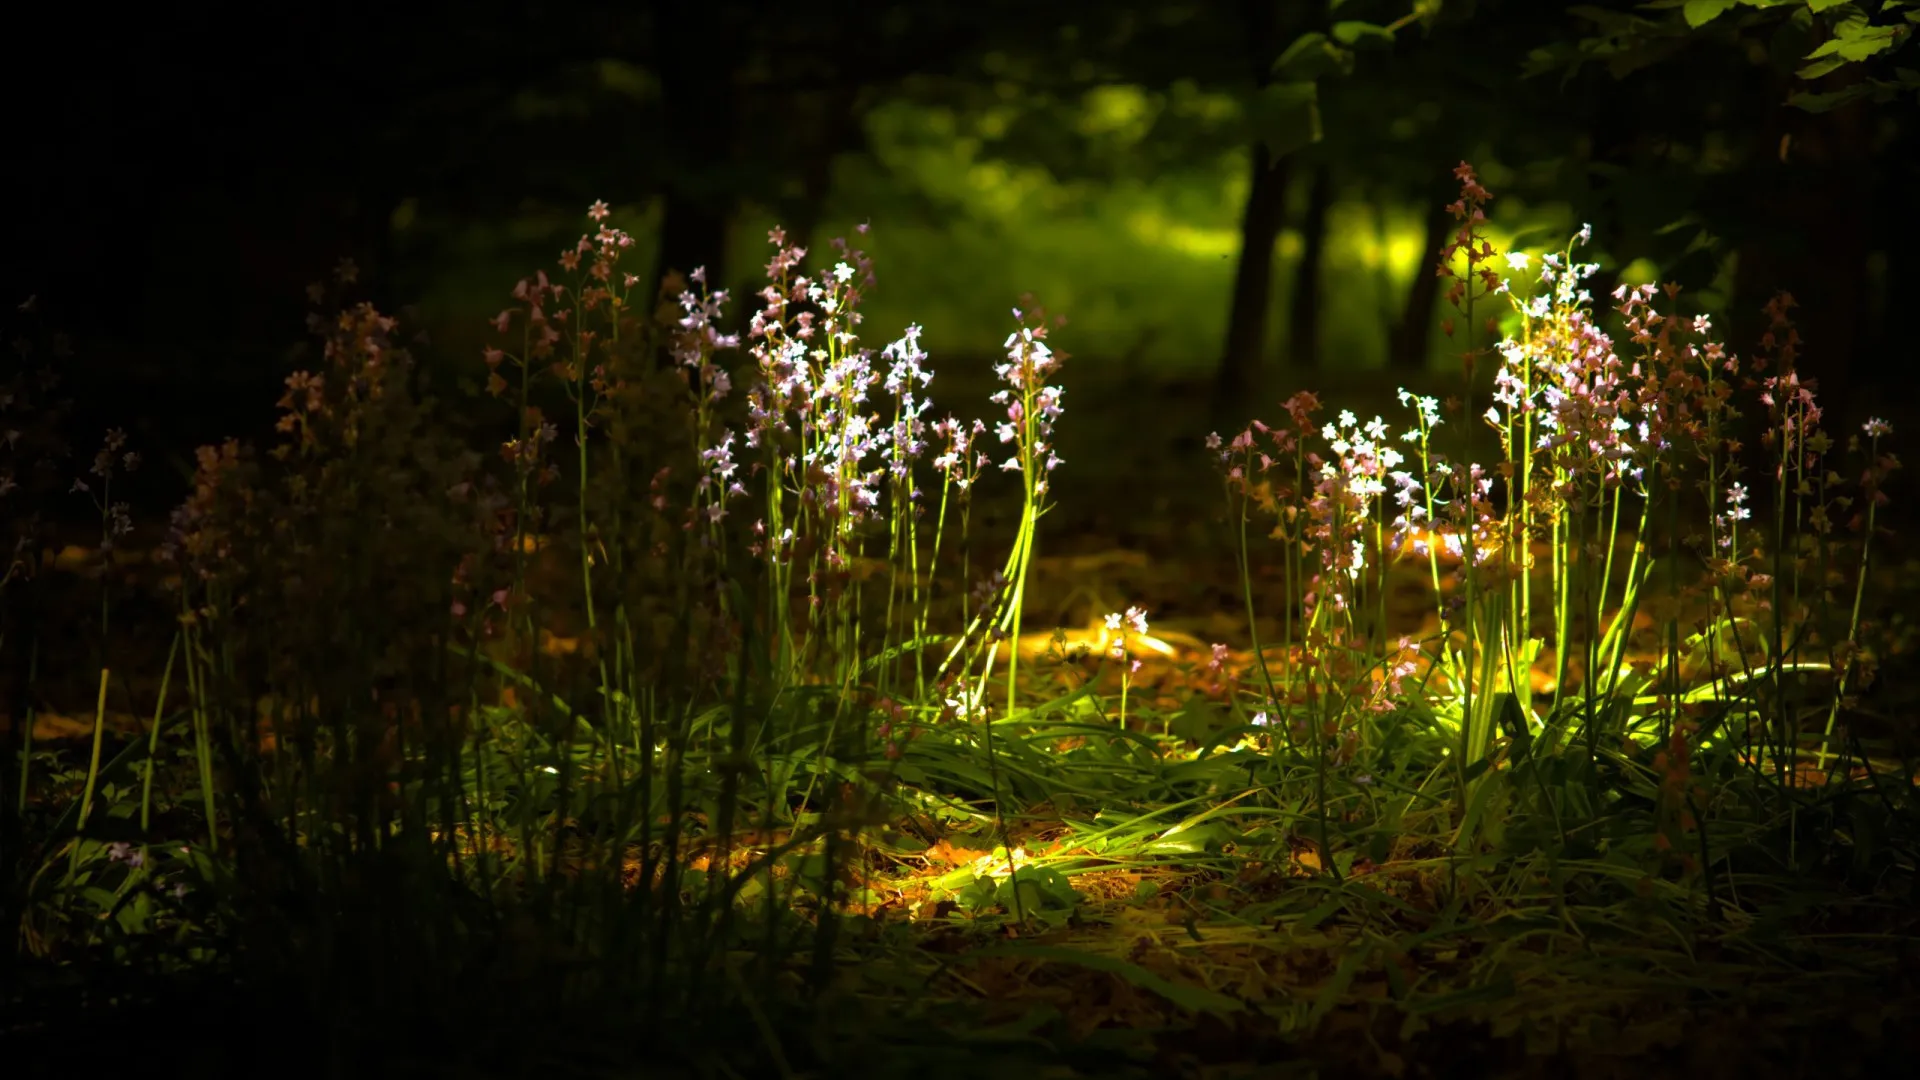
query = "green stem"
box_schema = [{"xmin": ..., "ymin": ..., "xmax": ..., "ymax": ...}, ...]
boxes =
[
  {"xmin": 66, "ymin": 668, "xmax": 112, "ymax": 878},
  {"xmin": 15, "ymin": 637, "xmax": 37, "ymax": 816},
  {"xmin": 139, "ymin": 635, "xmax": 181, "ymax": 834}
]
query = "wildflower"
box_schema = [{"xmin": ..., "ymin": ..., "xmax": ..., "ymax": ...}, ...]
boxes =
[
  {"xmin": 944, "ymin": 679, "xmax": 977, "ymax": 720},
  {"xmin": 991, "ymin": 308, "xmax": 1067, "ymax": 499},
  {"xmin": 1864, "ymin": 417, "xmax": 1891, "ymax": 438}
]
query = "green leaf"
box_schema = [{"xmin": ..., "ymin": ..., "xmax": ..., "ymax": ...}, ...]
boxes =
[
  {"xmin": 1331, "ymin": 21, "xmax": 1397, "ymax": 49},
  {"xmin": 1245, "ymin": 81, "xmax": 1322, "ymax": 157},
  {"xmin": 1790, "ymin": 84, "xmax": 1875, "ymax": 109},
  {"xmin": 1806, "ymin": 21, "xmax": 1900, "ymax": 64},
  {"xmin": 954, "ymin": 874, "xmax": 999, "ymax": 914},
  {"xmin": 1806, "ymin": 0, "xmax": 1853, "ymax": 12},
  {"xmin": 993, "ymin": 865, "xmax": 1081, "ymax": 911},
  {"xmin": 970, "ymin": 943, "xmax": 1244, "ymax": 1017},
  {"xmin": 1683, "ymin": 0, "xmax": 1738, "ymax": 27},
  {"xmin": 1272, "ymin": 32, "xmax": 1353, "ymax": 82},
  {"xmin": 1406, "ymin": 972, "xmax": 1519, "ymax": 1015},
  {"xmin": 1296, "ymin": 893, "xmax": 1345, "ymax": 930},
  {"xmin": 1799, "ymin": 55, "xmax": 1849, "ymax": 78},
  {"xmin": 1144, "ymin": 820, "xmax": 1238, "ymax": 854}
]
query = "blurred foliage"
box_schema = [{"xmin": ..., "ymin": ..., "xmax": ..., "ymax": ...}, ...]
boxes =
[
  {"xmin": 8, "ymin": 0, "xmax": 1915, "ymax": 450},
  {"xmin": 1529, "ymin": 0, "xmax": 1919, "ymax": 112}
]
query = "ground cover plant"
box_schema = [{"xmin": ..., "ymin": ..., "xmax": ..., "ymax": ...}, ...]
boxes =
[{"xmin": 2, "ymin": 167, "xmax": 1917, "ymax": 1079}]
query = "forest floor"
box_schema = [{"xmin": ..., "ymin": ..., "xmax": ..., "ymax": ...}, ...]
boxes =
[{"xmin": 6, "ymin": 366, "xmax": 1920, "ymax": 1079}]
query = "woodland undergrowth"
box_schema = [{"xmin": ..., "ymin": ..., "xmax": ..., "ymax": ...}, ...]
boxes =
[{"xmin": 0, "ymin": 170, "xmax": 1915, "ymax": 1079}]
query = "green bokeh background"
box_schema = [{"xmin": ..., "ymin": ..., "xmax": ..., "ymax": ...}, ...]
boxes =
[{"xmin": 401, "ymin": 90, "xmax": 1648, "ymax": 383}]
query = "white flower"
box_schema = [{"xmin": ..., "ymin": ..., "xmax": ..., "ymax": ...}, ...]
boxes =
[{"xmin": 1505, "ymin": 251, "xmax": 1532, "ymax": 271}]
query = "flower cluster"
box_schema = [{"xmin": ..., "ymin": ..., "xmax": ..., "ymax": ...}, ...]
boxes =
[
  {"xmin": 730, "ymin": 224, "xmax": 951, "ymax": 627},
  {"xmin": 1437, "ymin": 161, "xmax": 1502, "ymax": 365},
  {"xmin": 991, "ymin": 304, "xmax": 1067, "ymax": 500},
  {"xmin": 670, "ymin": 271, "xmax": 744, "ymax": 525},
  {"xmin": 159, "ymin": 439, "xmax": 247, "ymax": 583},
  {"xmin": 1305, "ymin": 410, "xmax": 1402, "ymax": 612},
  {"xmin": 881, "ymin": 324, "xmax": 934, "ymax": 485},
  {"xmin": 1855, "ymin": 416, "xmax": 1900, "ymax": 528},
  {"xmin": 1389, "ymin": 388, "xmax": 1444, "ymax": 557},
  {"xmin": 1489, "ymin": 240, "xmax": 1638, "ymax": 494},
  {"xmin": 1103, "ymin": 605, "xmax": 1149, "ymax": 670},
  {"xmin": 1362, "ymin": 637, "xmax": 1422, "ymax": 715},
  {"xmin": 72, "ymin": 427, "xmax": 139, "ymax": 546},
  {"xmin": 931, "ymin": 415, "xmax": 989, "ymax": 492},
  {"xmin": 485, "ymin": 201, "xmax": 642, "ymax": 445},
  {"xmin": 674, "ymin": 268, "xmax": 739, "ymax": 404}
]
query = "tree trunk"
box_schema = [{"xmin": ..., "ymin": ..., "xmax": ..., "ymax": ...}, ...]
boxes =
[
  {"xmin": 648, "ymin": 9, "xmax": 741, "ymax": 305},
  {"xmin": 1286, "ymin": 164, "xmax": 1332, "ymax": 369},
  {"xmin": 1389, "ymin": 198, "xmax": 1452, "ymax": 372},
  {"xmin": 787, "ymin": 85, "xmax": 864, "ymax": 258},
  {"xmin": 1214, "ymin": 146, "xmax": 1292, "ymax": 413},
  {"xmin": 1731, "ymin": 75, "xmax": 1872, "ymax": 419}
]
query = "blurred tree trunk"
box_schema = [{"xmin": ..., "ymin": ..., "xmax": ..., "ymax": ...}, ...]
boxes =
[
  {"xmin": 1389, "ymin": 199, "xmax": 1451, "ymax": 372},
  {"xmin": 788, "ymin": 84, "xmax": 865, "ymax": 263},
  {"xmin": 1215, "ymin": 147, "xmax": 1293, "ymax": 410},
  {"xmin": 1733, "ymin": 97, "xmax": 1871, "ymax": 419},
  {"xmin": 649, "ymin": 6, "xmax": 743, "ymax": 303},
  {"xmin": 1718, "ymin": 55, "xmax": 1883, "ymax": 419},
  {"xmin": 1286, "ymin": 163, "xmax": 1332, "ymax": 368},
  {"xmin": 1212, "ymin": 0, "xmax": 1302, "ymax": 415}
]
